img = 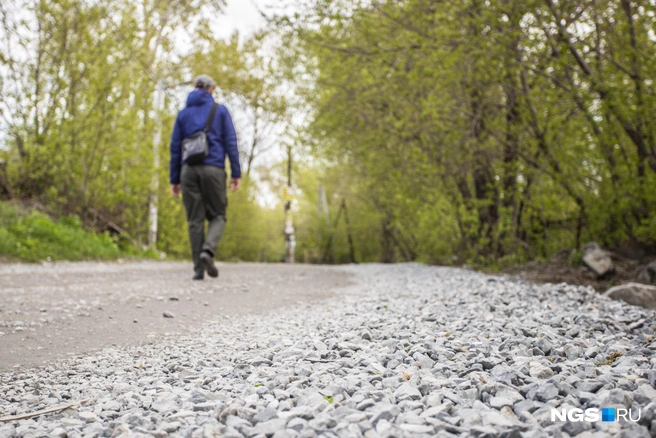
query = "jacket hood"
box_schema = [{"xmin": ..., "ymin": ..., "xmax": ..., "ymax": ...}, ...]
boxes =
[{"xmin": 186, "ymin": 89, "xmax": 214, "ymax": 107}]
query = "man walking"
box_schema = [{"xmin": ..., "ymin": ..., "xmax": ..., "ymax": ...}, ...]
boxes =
[{"xmin": 169, "ymin": 75, "xmax": 241, "ymax": 280}]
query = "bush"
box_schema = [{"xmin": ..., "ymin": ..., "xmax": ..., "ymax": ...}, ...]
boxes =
[{"xmin": 0, "ymin": 202, "xmax": 152, "ymax": 262}]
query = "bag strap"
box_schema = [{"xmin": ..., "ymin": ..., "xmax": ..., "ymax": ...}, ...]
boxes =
[{"xmin": 203, "ymin": 102, "xmax": 219, "ymax": 133}]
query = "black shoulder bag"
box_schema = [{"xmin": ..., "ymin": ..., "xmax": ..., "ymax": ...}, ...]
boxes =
[{"xmin": 182, "ymin": 102, "xmax": 219, "ymax": 165}]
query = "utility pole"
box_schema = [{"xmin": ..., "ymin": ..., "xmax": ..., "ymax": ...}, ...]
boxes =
[
  {"xmin": 318, "ymin": 180, "xmax": 336, "ymax": 262},
  {"xmin": 342, "ymin": 199, "xmax": 357, "ymax": 263},
  {"xmin": 284, "ymin": 145, "xmax": 295, "ymax": 263},
  {"xmin": 317, "ymin": 181, "xmax": 326, "ymax": 262},
  {"xmin": 318, "ymin": 180, "xmax": 330, "ymax": 225},
  {"xmin": 148, "ymin": 80, "xmax": 164, "ymax": 249}
]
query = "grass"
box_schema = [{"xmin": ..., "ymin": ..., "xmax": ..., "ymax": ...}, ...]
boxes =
[
  {"xmin": 0, "ymin": 201, "xmax": 156, "ymax": 263},
  {"xmin": 596, "ymin": 351, "xmax": 624, "ymax": 366}
]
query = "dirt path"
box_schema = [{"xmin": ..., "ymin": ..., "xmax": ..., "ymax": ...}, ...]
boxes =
[{"xmin": 0, "ymin": 261, "xmax": 352, "ymax": 371}]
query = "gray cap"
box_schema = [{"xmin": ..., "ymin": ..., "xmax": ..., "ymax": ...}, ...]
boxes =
[{"xmin": 194, "ymin": 74, "xmax": 215, "ymax": 89}]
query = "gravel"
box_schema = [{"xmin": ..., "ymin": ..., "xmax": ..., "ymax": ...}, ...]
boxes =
[{"xmin": 1, "ymin": 263, "xmax": 655, "ymax": 437}]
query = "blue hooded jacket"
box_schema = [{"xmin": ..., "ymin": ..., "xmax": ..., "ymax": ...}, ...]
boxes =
[{"xmin": 169, "ymin": 89, "xmax": 241, "ymax": 184}]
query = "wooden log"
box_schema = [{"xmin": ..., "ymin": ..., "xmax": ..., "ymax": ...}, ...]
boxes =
[{"xmin": 0, "ymin": 399, "xmax": 90, "ymax": 422}]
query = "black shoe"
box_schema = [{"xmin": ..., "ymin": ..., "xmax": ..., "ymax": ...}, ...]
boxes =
[
  {"xmin": 192, "ymin": 270, "xmax": 204, "ymax": 280},
  {"xmin": 200, "ymin": 251, "xmax": 218, "ymax": 278}
]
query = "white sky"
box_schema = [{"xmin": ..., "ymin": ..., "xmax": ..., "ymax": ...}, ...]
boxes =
[
  {"xmin": 214, "ymin": 0, "xmax": 267, "ymax": 39},
  {"xmin": 1, "ymin": 0, "xmax": 287, "ymax": 204},
  {"xmin": 213, "ymin": 0, "xmax": 291, "ymax": 207}
]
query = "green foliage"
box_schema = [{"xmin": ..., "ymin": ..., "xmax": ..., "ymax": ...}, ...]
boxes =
[
  {"xmin": 0, "ymin": 202, "xmax": 152, "ymax": 262},
  {"xmin": 216, "ymin": 178, "xmax": 287, "ymax": 262},
  {"xmin": 291, "ymin": 162, "xmax": 383, "ymax": 264},
  {"xmin": 3, "ymin": 0, "xmax": 655, "ymax": 267},
  {"xmin": 568, "ymin": 251, "xmax": 584, "ymax": 266},
  {"xmin": 156, "ymin": 177, "xmax": 287, "ymax": 262},
  {"xmin": 0, "ymin": 0, "xmax": 290, "ymax": 264},
  {"xmin": 274, "ymin": 0, "xmax": 656, "ymax": 264}
]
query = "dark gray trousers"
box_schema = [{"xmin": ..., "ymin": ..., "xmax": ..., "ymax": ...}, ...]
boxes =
[{"xmin": 181, "ymin": 165, "xmax": 227, "ymax": 272}]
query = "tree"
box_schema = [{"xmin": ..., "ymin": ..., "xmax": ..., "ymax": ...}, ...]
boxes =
[{"xmin": 271, "ymin": 0, "xmax": 656, "ymax": 264}]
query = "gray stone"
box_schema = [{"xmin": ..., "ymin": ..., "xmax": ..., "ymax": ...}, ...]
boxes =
[
  {"xmin": 619, "ymin": 425, "xmax": 650, "ymax": 438},
  {"xmin": 188, "ymin": 390, "xmax": 208, "ymax": 404},
  {"xmin": 399, "ymin": 424, "xmax": 434, "ymax": 434},
  {"xmin": 286, "ymin": 418, "xmax": 308, "ymax": 432},
  {"xmin": 3, "ymin": 264, "xmax": 656, "ymax": 438},
  {"xmin": 195, "ymin": 422, "xmax": 224, "ymax": 437},
  {"xmin": 355, "ymin": 399, "xmax": 375, "ymax": 411},
  {"xmin": 512, "ymin": 399, "xmax": 537, "ymax": 415},
  {"xmin": 413, "ymin": 353, "xmax": 435, "ymax": 369},
  {"xmin": 636, "ymin": 261, "xmax": 656, "ymax": 285},
  {"xmin": 111, "ymin": 424, "xmax": 131, "ymax": 437},
  {"xmin": 162, "ymin": 422, "xmax": 182, "ymax": 433},
  {"xmin": 536, "ymin": 339, "xmax": 552, "ymax": 355},
  {"xmin": 0, "ymin": 426, "xmax": 15, "ymax": 438},
  {"xmin": 638, "ymin": 403, "xmax": 655, "ymax": 427},
  {"xmin": 370, "ymin": 404, "xmax": 401, "ymax": 425},
  {"xmin": 337, "ymin": 342, "xmax": 360, "ymax": 351},
  {"xmin": 226, "ymin": 415, "xmax": 250, "ymax": 429},
  {"xmin": 250, "ymin": 357, "xmax": 273, "ymax": 366},
  {"xmin": 279, "ymin": 406, "xmax": 314, "ymax": 421},
  {"xmin": 529, "ymin": 362, "xmax": 554, "ymax": 379},
  {"xmin": 600, "ymin": 388, "xmax": 630, "ymax": 408},
  {"xmin": 253, "ymin": 418, "xmax": 287, "ymax": 436},
  {"xmin": 308, "ymin": 413, "xmax": 337, "ymax": 430},
  {"xmin": 490, "ymin": 365, "xmax": 519, "ymax": 385},
  {"xmin": 219, "ymin": 404, "xmax": 241, "ymax": 423},
  {"xmin": 272, "ymin": 430, "xmax": 299, "ymax": 438},
  {"xmin": 253, "ymin": 407, "xmax": 279, "ymax": 424},
  {"xmin": 221, "ymin": 428, "xmax": 245, "ymax": 438},
  {"xmin": 237, "ymin": 406, "xmax": 257, "ymax": 422},
  {"xmin": 344, "ymin": 413, "xmax": 367, "ymax": 423},
  {"xmin": 192, "ymin": 402, "xmax": 215, "ymax": 412},
  {"xmin": 480, "ymin": 357, "xmax": 502, "ymax": 370},
  {"xmin": 584, "ymin": 347, "xmax": 599, "ymax": 358},
  {"xmin": 495, "ymin": 388, "xmax": 524, "ymax": 405},
  {"xmin": 122, "ymin": 414, "xmax": 149, "ymax": 429},
  {"xmin": 456, "ymin": 408, "xmax": 482, "ymax": 426},
  {"xmin": 637, "ymin": 384, "xmax": 656, "ymax": 404},
  {"xmin": 421, "ymin": 404, "xmax": 452, "ymax": 418},
  {"xmin": 562, "ymin": 419, "xmax": 591, "ymax": 437},
  {"xmin": 535, "ymin": 383, "xmax": 559, "ymax": 402},
  {"xmin": 583, "ymin": 243, "xmax": 613, "ymax": 277},
  {"xmin": 102, "ymin": 400, "xmax": 121, "ymax": 411},
  {"xmin": 604, "ymin": 283, "xmax": 656, "ymax": 309},
  {"xmin": 60, "ymin": 418, "xmax": 85, "ymax": 428},
  {"xmin": 394, "ymin": 383, "xmax": 422, "ymax": 401},
  {"xmin": 469, "ymin": 425, "xmax": 500, "ymax": 437},
  {"xmin": 50, "ymin": 427, "xmax": 67, "ymax": 438},
  {"xmin": 151, "ymin": 398, "xmax": 177, "ymax": 413},
  {"xmin": 576, "ymin": 381, "xmax": 604, "ymax": 393},
  {"xmin": 489, "ymin": 397, "xmax": 513, "ymax": 409},
  {"xmin": 78, "ymin": 411, "xmax": 97, "ymax": 423},
  {"xmin": 480, "ymin": 410, "xmax": 519, "ymax": 427}
]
